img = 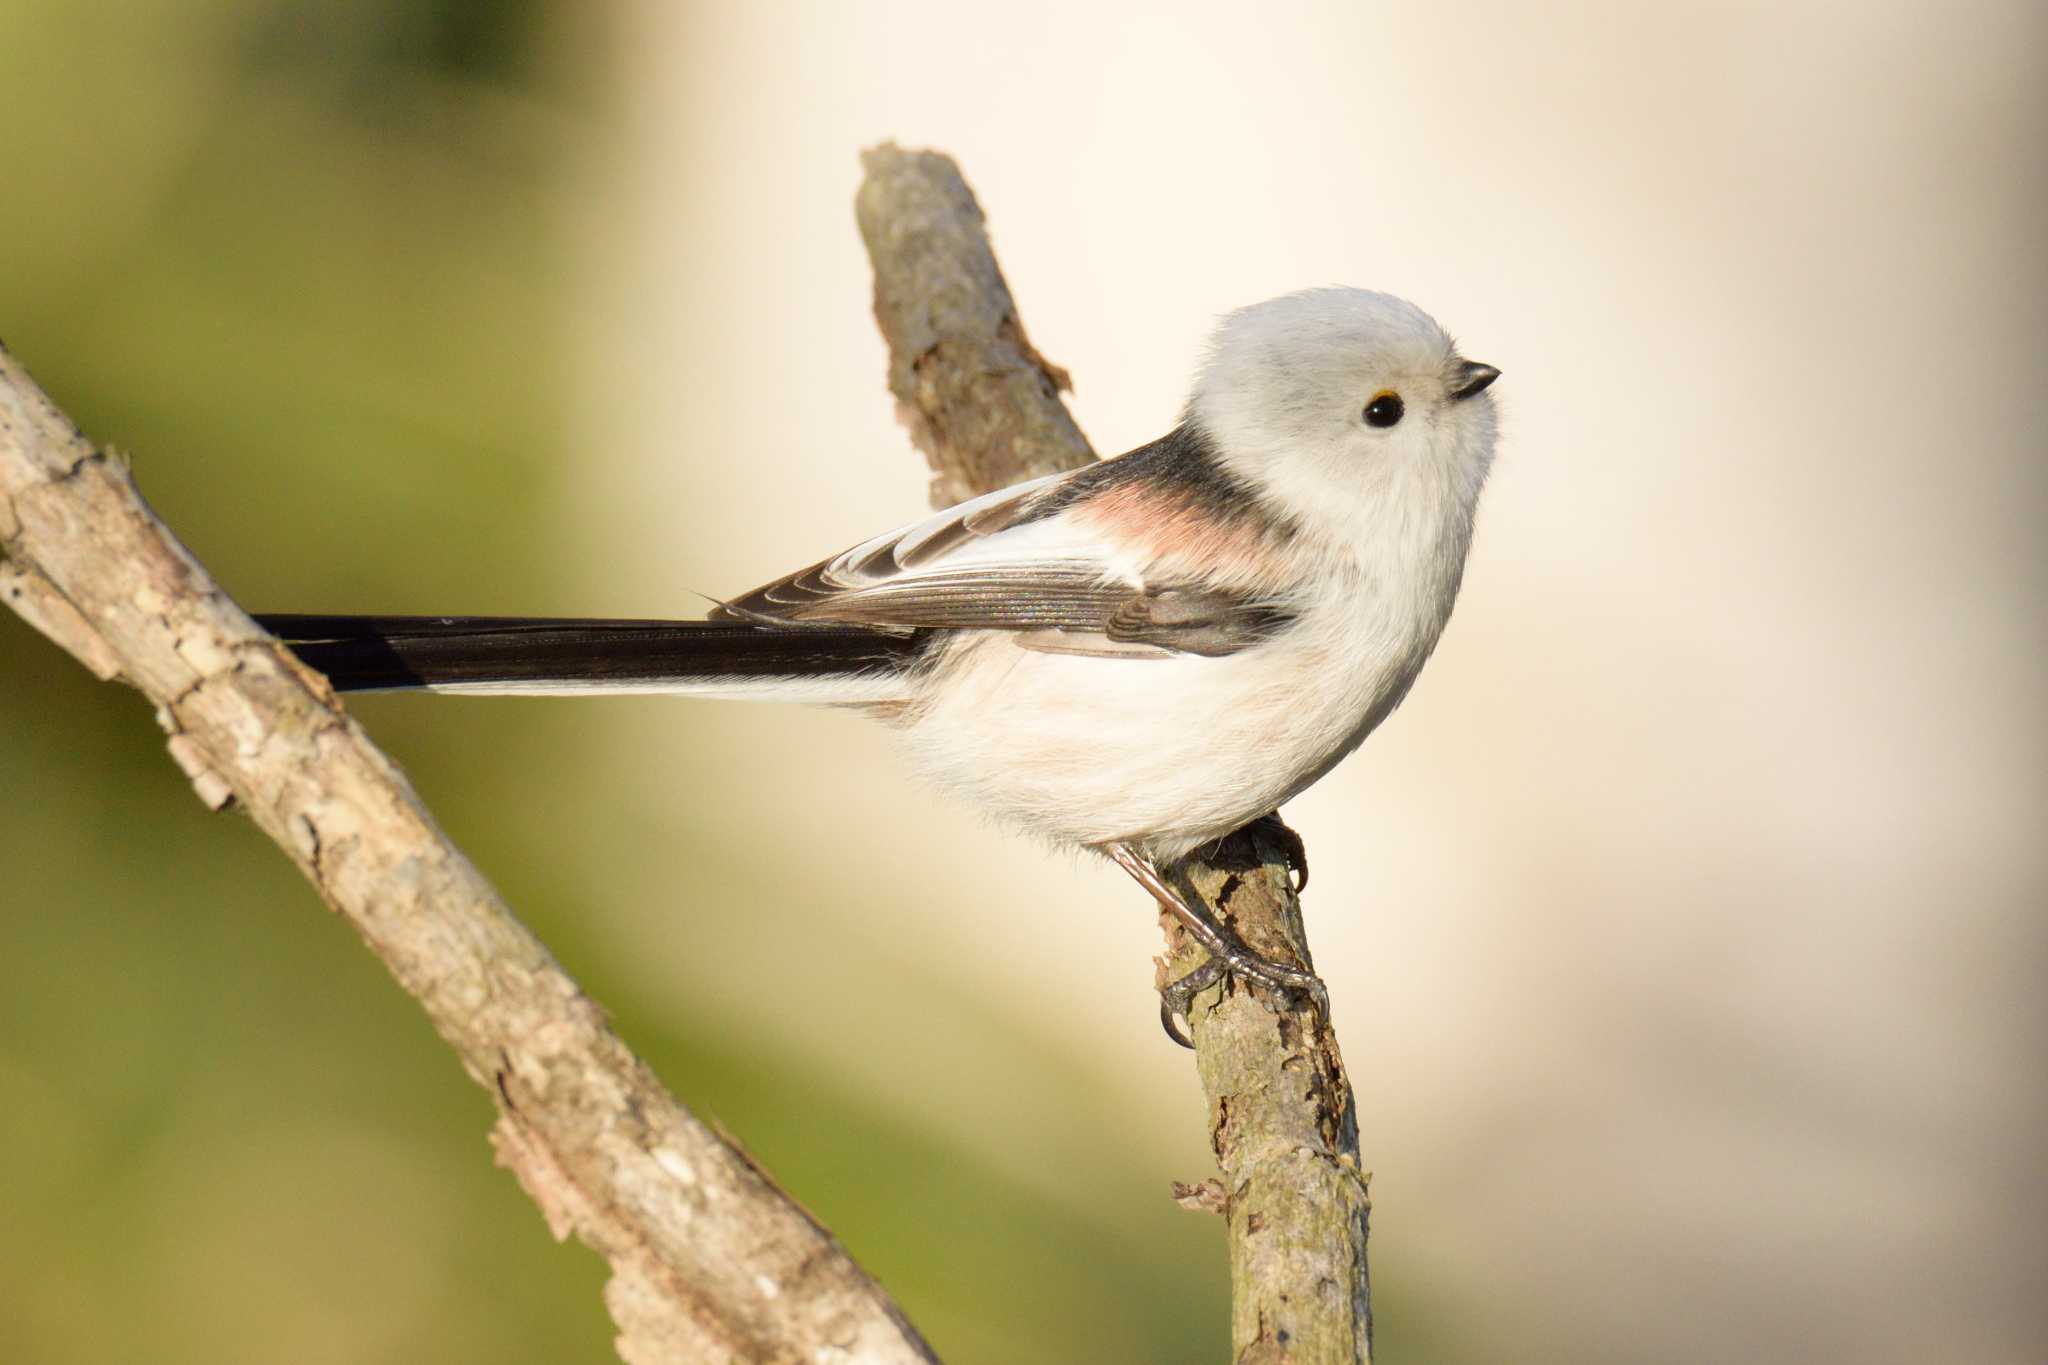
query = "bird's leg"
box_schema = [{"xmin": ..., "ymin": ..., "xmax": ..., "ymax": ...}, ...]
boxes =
[{"xmin": 1103, "ymin": 841, "xmax": 1329, "ymax": 1048}]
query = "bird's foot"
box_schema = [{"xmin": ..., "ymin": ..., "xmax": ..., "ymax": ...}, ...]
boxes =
[
  {"xmin": 1103, "ymin": 839, "xmax": 1327, "ymax": 1049},
  {"xmin": 1156, "ymin": 935, "xmax": 1330, "ymax": 1049},
  {"xmin": 1241, "ymin": 811, "xmax": 1309, "ymax": 892}
]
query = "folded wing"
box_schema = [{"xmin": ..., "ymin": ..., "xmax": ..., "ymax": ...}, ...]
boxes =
[{"xmin": 713, "ymin": 469, "xmax": 1293, "ymax": 658}]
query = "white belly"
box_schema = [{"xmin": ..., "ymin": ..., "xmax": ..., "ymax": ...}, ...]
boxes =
[{"xmin": 898, "ymin": 613, "xmax": 1430, "ymax": 860}]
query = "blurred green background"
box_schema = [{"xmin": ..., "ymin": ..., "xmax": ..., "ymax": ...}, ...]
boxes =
[
  {"xmin": 0, "ymin": 4, "xmax": 1243, "ymax": 1362},
  {"xmin": 6, "ymin": 4, "xmax": 2044, "ymax": 1364}
]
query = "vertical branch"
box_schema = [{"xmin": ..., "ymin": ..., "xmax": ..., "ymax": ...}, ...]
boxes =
[
  {"xmin": 1171, "ymin": 832, "xmax": 1373, "ymax": 1363},
  {"xmin": 855, "ymin": 143, "xmax": 1372, "ymax": 1363},
  {"xmin": 854, "ymin": 144, "xmax": 1097, "ymax": 499}
]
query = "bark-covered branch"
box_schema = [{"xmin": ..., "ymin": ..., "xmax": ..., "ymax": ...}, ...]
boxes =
[
  {"xmin": 0, "ymin": 350, "xmax": 936, "ymax": 1364},
  {"xmin": 856, "ymin": 143, "xmax": 1373, "ymax": 1365},
  {"xmin": 854, "ymin": 146, "xmax": 1097, "ymax": 499}
]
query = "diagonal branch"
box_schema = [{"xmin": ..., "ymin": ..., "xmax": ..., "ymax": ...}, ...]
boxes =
[
  {"xmin": 856, "ymin": 143, "xmax": 1373, "ymax": 1365},
  {"xmin": 0, "ymin": 351, "xmax": 936, "ymax": 1363}
]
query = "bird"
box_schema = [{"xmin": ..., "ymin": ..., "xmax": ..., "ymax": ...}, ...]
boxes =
[{"xmin": 261, "ymin": 286, "xmax": 1501, "ymax": 1043}]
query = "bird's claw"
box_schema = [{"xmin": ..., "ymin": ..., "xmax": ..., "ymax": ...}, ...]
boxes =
[{"xmin": 1159, "ymin": 958, "xmax": 1227, "ymax": 1047}]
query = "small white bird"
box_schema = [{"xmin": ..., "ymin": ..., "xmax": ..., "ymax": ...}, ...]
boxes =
[{"xmin": 263, "ymin": 287, "xmax": 1500, "ymax": 1038}]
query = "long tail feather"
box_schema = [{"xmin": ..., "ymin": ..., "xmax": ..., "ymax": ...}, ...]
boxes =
[{"xmin": 258, "ymin": 615, "xmax": 928, "ymax": 700}]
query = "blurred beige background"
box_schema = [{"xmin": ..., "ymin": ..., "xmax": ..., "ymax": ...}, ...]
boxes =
[{"xmin": 2, "ymin": 2, "xmax": 2041, "ymax": 1362}]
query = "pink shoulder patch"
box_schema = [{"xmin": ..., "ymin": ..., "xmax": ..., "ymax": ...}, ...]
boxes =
[{"xmin": 1073, "ymin": 484, "xmax": 1283, "ymax": 582}]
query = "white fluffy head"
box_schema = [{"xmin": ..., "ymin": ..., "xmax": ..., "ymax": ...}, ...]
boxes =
[{"xmin": 1187, "ymin": 287, "xmax": 1499, "ymax": 547}]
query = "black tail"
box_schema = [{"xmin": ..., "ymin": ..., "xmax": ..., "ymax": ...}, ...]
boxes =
[{"xmin": 257, "ymin": 615, "xmax": 929, "ymax": 696}]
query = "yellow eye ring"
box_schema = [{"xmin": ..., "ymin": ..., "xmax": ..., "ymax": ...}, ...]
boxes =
[{"xmin": 1364, "ymin": 391, "xmax": 1405, "ymax": 428}]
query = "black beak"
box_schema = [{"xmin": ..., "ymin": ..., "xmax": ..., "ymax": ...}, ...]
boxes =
[{"xmin": 1449, "ymin": 360, "xmax": 1501, "ymax": 401}]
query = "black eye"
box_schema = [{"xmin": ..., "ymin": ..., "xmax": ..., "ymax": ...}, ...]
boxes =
[{"xmin": 1364, "ymin": 391, "xmax": 1404, "ymax": 428}]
